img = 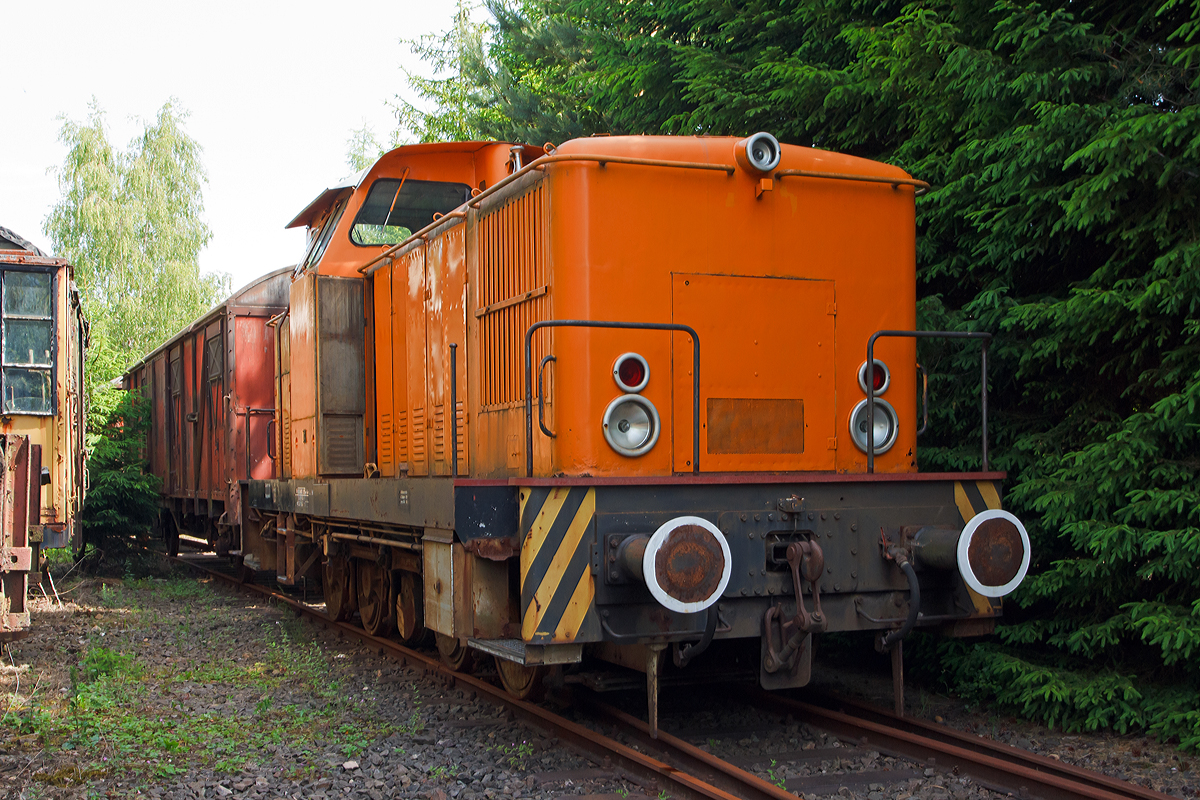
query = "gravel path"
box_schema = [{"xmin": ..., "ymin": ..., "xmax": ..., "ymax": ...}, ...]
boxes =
[{"xmin": 0, "ymin": 568, "xmax": 1192, "ymax": 799}]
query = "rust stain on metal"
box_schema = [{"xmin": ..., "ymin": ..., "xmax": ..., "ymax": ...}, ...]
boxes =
[
  {"xmin": 654, "ymin": 525, "xmax": 725, "ymax": 604},
  {"xmin": 968, "ymin": 518, "xmax": 1022, "ymax": 586},
  {"xmin": 464, "ymin": 536, "xmax": 517, "ymax": 561}
]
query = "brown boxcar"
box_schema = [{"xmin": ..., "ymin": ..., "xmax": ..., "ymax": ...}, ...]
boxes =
[
  {"xmin": 0, "ymin": 227, "xmax": 88, "ymax": 639},
  {"xmin": 123, "ymin": 268, "xmax": 289, "ymax": 555}
]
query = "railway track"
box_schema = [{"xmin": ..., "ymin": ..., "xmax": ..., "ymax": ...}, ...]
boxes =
[{"xmin": 169, "ymin": 550, "xmax": 1177, "ymax": 800}]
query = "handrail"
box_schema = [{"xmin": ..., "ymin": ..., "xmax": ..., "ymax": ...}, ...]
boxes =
[
  {"xmin": 524, "ymin": 320, "xmax": 701, "ymax": 477},
  {"xmin": 865, "ymin": 330, "xmax": 992, "ymax": 473},
  {"xmin": 537, "ymin": 355, "xmax": 557, "ymax": 438},
  {"xmin": 357, "ymin": 152, "xmax": 742, "ymax": 277},
  {"xmin": 449, "ymin": 343, "xmax": 459, "ymax": 478},
  {"xmin": 775, "ymin": 169, "xmax": 930, "ymax": 196}
]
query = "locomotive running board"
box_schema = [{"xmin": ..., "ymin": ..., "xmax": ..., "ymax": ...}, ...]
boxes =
[{"xmin": 468, "ymin": 637, "xmax": 583, "ymax": 666}]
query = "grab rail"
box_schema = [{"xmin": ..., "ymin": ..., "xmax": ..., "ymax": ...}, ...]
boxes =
[
  {"xmin": 524, "ymin": 320, "xmax": 701, "ymax": 477},
  {"xmin": 865, "ymin": 330, "xmax": 992, "ymax": 473}
]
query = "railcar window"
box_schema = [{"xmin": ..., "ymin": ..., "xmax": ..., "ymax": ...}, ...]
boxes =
[
  {"xmin": 350, "ymin": 178, "xmax": 472, "ymax": 246},
  {"xmin": 1, "ymin": 270, "xmax": 54, "ymax": 414},
  {"xmin": 300, "ymin": 199, "xmax": 348, "ymax": 273}
]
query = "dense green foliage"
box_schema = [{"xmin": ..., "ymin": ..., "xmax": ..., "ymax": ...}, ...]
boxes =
[
  {"xmin": 80, "ymin": 391, "xmax": 159, "ymax": 549},
  {"xmin": 44, "ymin": 99, "xmax": 230, "ymax": 398},
  {"xmin": 402, "ymin": 0, "xmax": 1200, "ymax": 744},
  {"xmin": 44, "ymin": 100, "xmax": 225, "ymax": 551}
]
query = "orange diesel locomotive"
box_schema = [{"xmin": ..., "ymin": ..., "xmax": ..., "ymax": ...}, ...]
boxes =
[{"xmin": 168, "ymin": 136, "xmax": 1027, "ymax": 720}]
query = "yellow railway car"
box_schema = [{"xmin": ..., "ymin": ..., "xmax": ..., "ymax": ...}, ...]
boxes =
[{"xmin": 0, "ymin": 227, "xmax": 87, "ymax": 639}]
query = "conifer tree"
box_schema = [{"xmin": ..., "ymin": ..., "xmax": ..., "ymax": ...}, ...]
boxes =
[{"xmin": 406, "ymin": 0, "xmax": 1200, "ymax": 743}]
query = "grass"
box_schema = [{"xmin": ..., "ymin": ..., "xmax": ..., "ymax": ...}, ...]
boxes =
[{"xmin": 1, "ymin": 575, "xmax": 407, "ymax": 794}]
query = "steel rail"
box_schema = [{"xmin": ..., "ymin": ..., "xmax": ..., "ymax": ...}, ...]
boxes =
[
  {"xmin": 579, "ymin": 694, "xmax": 797, "ymax": 800},
  {"xmin": 165, "ymin": 552, "xmax": 750, "ymax": 800},
  {"xmin": 800, "ymin": 691, "xmax": 1174, "ymax": 800},
  {"xmin": 167, "ymin": 550, "xmax": 1173, "ymax": 800},
  {"xmin": 739, "ymin": 686, "xmax": 1177, "ymax": 800}
]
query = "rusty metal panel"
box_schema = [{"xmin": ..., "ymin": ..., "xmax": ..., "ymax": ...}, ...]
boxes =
[
  {"xmin": 468, "ymin": 555, "xmax": 511, "ymax": 638},
  {"xmin": 274, "ymin": 314, "xmax": 293, "ymax": 479},
  {"xmin": 423, "ymin": 528, "xmax": 466, "ymax": 636},
  {"xmin": 233, "ymin": 314, "xmax": 276, "ymax": 481},
  {"xmin": 0, "ymin": 435, "xmax": 31, "ymax": 639},
  {"xmin": 289, "ymin": 276, "xmax": 317, "ymax": 477},
  {"xmin": 426, "ymin": 226, "xmax": 469, "ymax": 476},
  {"xmin": 317, "ymin": 276, "xmax": 364, "ymax": 476},
  {"xmin": 405, "ymin": 247, "xmax": 429, "ymax": 476},
  {"xmin": 707, "ymin": 398, "xmax": 805, "ymax": 454},
  {"xmin": 372, "ymin": 265, "xmax": 395, "ymax": 476}
]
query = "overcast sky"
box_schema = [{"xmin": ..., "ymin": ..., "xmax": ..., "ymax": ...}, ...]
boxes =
[{"xmin": 0, "ymin": 0, "xmax": 462, "ymax": 292}]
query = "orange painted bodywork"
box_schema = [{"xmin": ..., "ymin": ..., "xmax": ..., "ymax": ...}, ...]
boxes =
[{"xmin": 285, "ymin": 137, "xmax": 919, "ymax": 483}]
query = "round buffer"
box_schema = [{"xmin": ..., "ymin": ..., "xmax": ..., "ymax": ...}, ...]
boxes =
[
  {"xmin": 642, "ymin": 516, "xmax": 732, "ymax": 613},
  {"xmin": 957, "ymin": 509, "xmax": 1031, "ymax": 598}
]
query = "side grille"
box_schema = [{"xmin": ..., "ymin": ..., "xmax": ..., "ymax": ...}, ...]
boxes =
[
  {"xmin": 396, "ymin": 410, "xmax": 409, "ymax": 464},
  {"xmin": 379, "ymin": 411, "xmax": 393, "ymax": 472},
  {"xmin": 478, "ymin": 181, "xmax": 549, "ymax": 409},
  {"xmin": 321, "ymin": 414, "xmax": 363, "ymax": 475}
]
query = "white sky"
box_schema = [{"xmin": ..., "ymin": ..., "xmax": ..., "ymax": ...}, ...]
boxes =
[{"xmin": 0, "ymin": 0, "xmax": 462, "ymax": 292}]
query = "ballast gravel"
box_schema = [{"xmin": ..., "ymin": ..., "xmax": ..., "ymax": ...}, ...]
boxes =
[{"xmin": 0, "ymin": 568, "xmax": 1191, "ymax": 799}]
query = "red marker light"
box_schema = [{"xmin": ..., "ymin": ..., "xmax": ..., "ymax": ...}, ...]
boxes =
[
  {"xmin": 858, "ymin": 359, "xmax": 890, "ymax": 395},
  {"xmin": 613, "ymin": 353, "xmax": 650, "ymax": 393},
  {"xmin": 618, "ymin": 358, "xmax": 645, "ymax": 389}
]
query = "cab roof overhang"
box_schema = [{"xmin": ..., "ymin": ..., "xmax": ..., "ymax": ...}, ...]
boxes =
[{"xmin": 284, "ymin": 141, "xmax": 512, "ymax": 231}]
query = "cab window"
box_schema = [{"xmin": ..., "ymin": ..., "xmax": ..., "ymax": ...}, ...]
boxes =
[
  {"xmin": 350, "ymin": 178, "xmax": 472, "ymax": 246},
  {"xmin": 2, "ymin": 269, "xmax": 54, "ymax": 414},
  {"xmin": 299, "ymin": 199, "xmax": 347, "ymax": 273}
]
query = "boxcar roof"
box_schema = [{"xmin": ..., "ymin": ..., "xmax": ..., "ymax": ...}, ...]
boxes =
[
  {"xmin": 0, "ymin": 226, "xmax": 48, "ymax": 257},
  {"xmin": 122, "ymin": 265, "xmax": 294, "ymax": 377}
]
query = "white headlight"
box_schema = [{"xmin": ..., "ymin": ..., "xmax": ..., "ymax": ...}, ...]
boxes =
[
  {"xmin": 735, "ymin": 132, "xmax": 782, "ymax": 173},
  {"xmin": 603, "ymin": 394, "xmax": 660, "ymax": 456},
  {"xmin": 849, "ymin": 398, "xmax": 899, "ymax": 454}
]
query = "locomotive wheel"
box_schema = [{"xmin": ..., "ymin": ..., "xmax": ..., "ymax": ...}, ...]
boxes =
[
  {"xmin": 435, "ymin": 633, "xmax": 476, "ymax": 673},
  {"xmin": 323, "ymin": 555, "xmax": 355, "ymax": 622},
  {"xmin": 494, "ymin": 657, "xmax": 548, "ymax": 702},
  {"xmin": 357, "ymin": 560, "xmax": 394, "ymax": 636},
  {"xmin": 395, "ymin": 572, "xmax": 425, "ymax": 644}
]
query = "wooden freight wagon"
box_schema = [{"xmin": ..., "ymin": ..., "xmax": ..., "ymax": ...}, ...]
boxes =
[
  {"xmin": 0, "ymin": 226, "xmax": 87, "ymax": 638},
  {"xmin": 123, "ymin": 268, "xmax": 289, "ymax": 556}
]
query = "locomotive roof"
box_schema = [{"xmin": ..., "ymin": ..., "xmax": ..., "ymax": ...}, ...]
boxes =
[
  {"xmin": 285, "ymin": 141, "xmax": 533, "ymax": 231},
  {"xmin": 122, "ymin": 265, "xmax": 294, "ymax": 377}
]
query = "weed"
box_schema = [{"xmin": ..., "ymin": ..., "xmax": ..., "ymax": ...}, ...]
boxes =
[
  {"xmin": 79, "ymin": 647, "xmax": 136, "ymax": 684},
  {"xmin": 616, "ymin": 788, "xmax": 629, "ymax": 799},
  {"xmin": 766, "ymin": 758, "xmax": 786, "ymax": 789},
  {"xmin": 428, "ymin": 764, "xmax": 460, "ymax": 781},
  {"xmin": 492, "ymin": 740, "xmax": 534, "ymax": 770}
]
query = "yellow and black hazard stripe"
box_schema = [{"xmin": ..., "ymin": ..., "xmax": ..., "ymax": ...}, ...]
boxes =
[
  {"xmin": 954, "ymin": 479, "xmax": 1001, "ymax": 524},
  {"xmin": 519, "ymin": 486, "xmax": 600, "ymax": 644},
  {"xmin": 953, "ymin": 479, "xmax": 1003, "ymax": 615}
]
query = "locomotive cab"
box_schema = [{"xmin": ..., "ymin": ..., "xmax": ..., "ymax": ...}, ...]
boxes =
[{"xmin": 243, "ymin": 135, "xmax": 1030, "ymax": 726}]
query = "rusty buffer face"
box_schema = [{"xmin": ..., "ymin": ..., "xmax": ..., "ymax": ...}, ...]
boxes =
[
  {"xmin": 967, "ymin": 517, "xmax": 1024, "ymax": 587},
  {"xmin": 654, "ymin": 524, "xmax": 726, "ymax": 605}
]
